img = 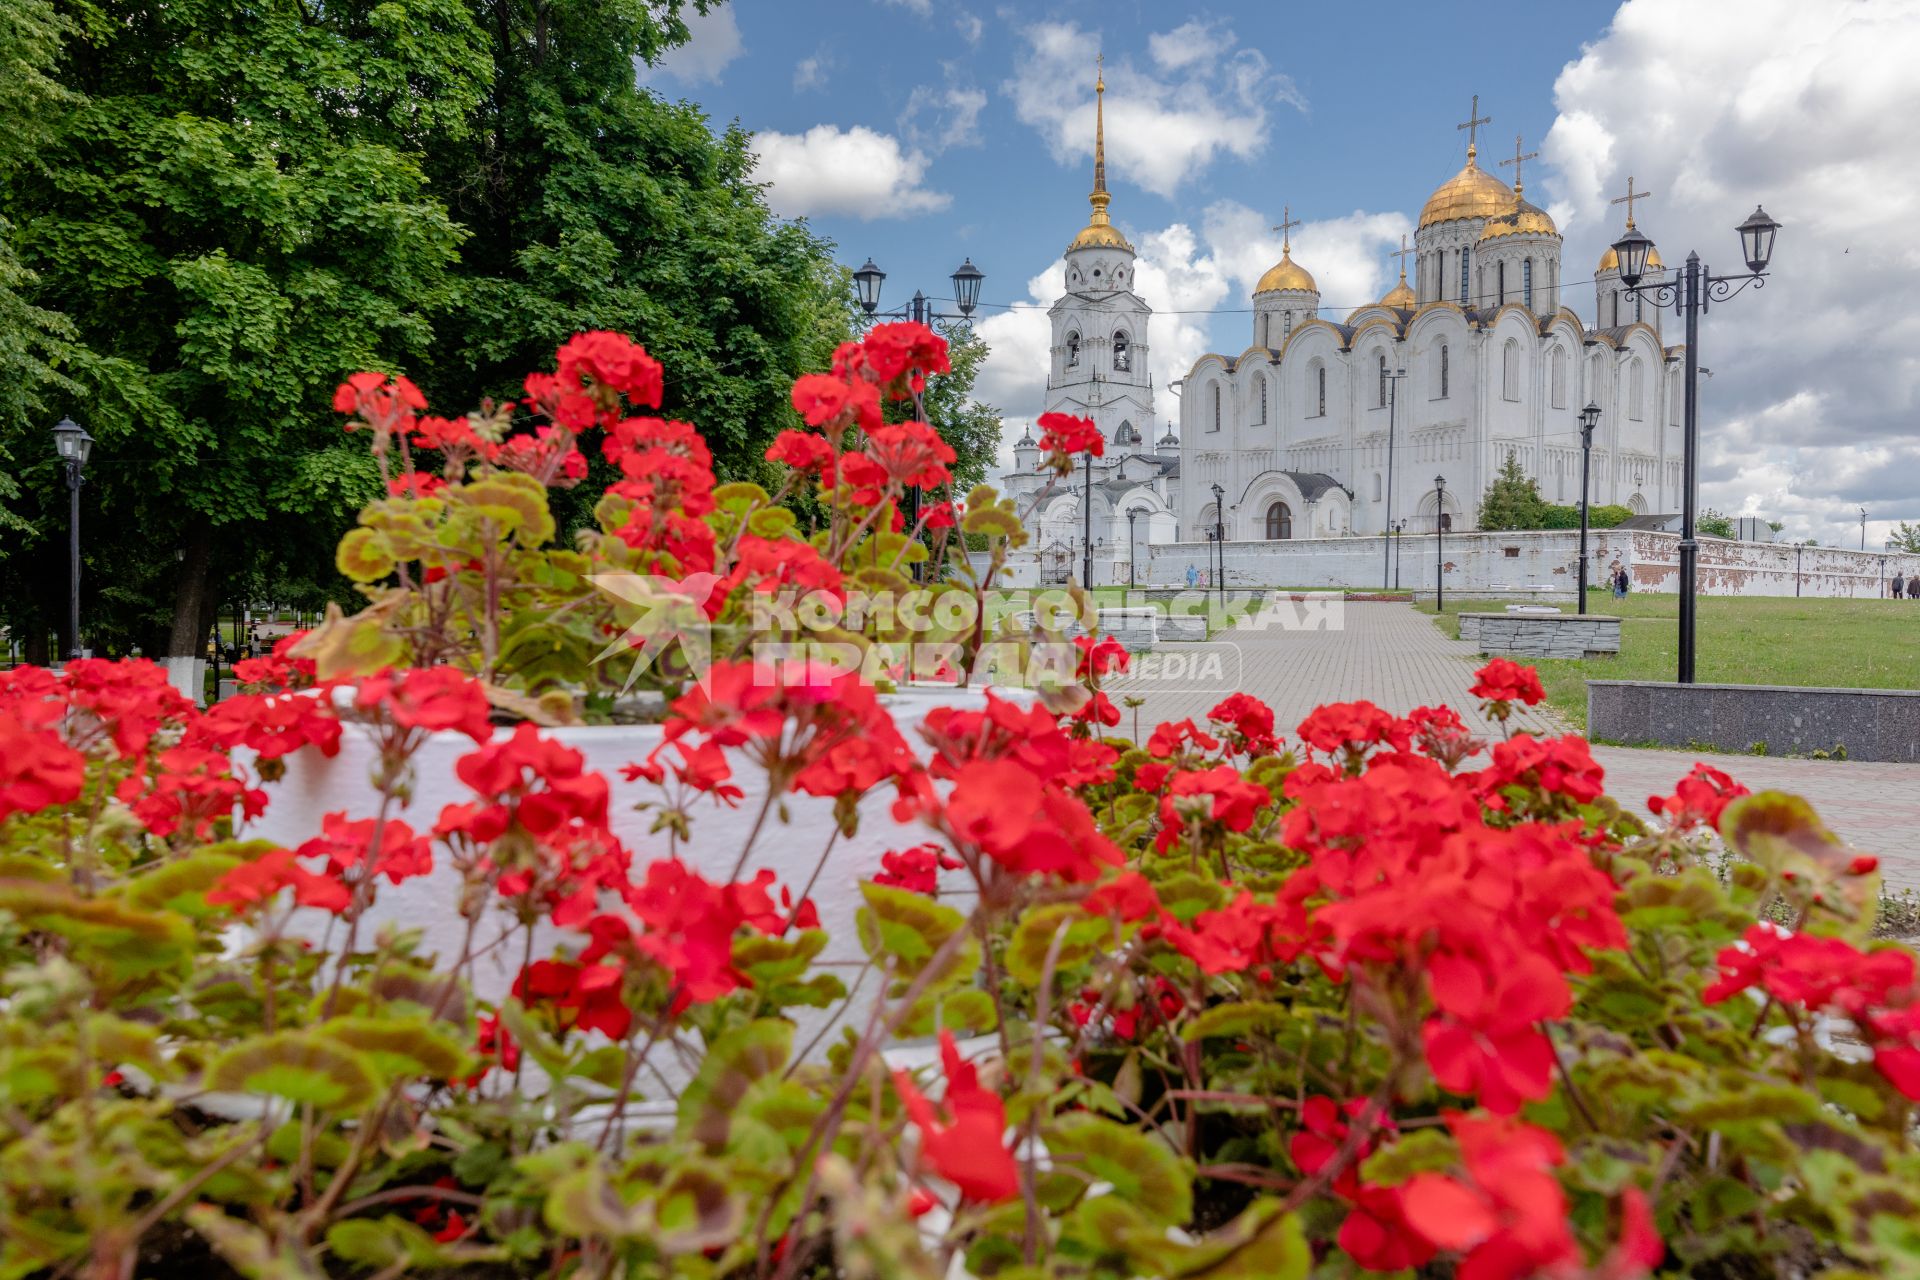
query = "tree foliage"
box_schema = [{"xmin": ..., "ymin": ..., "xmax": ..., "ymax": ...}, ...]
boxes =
[
  {"xmin": 1889, "ymin": 520, "xmax": 1920, "ymax": 553},
  {"xmin": 1698, "ymin": 508, "xmax": 1736, "ymax": 539},
  {"xmin": 1476, "ymin": 450, "xmax": 1548, "ymax": 531}
]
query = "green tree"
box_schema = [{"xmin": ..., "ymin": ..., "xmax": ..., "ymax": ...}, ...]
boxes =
[
  {"xmin": 1698, "ymin": 508, "xmax": 1736, "ymax": 539},
  {"xmin": 1476, "ymin": 450, "xmax": 1548, "ymax": 531},
  {"xmin": 1888, "ymin": 520, "xmax": 1920, "ymax": 553},
  {"xmin": 912, "ymin": 322, "xmax": 1002, "ymax": 494},
  {"xmin": 2, "ymin": 0, "xmax": 491, "ymax": 661},
  {"xmin": 0, "ymin": 0, "xmax": 80, "ymax": 550},
  {"xmin": 423, "ymin": 0, "xmax": 850, "ymax": 482}
]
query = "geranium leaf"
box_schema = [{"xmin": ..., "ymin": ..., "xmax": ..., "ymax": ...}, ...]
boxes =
[
  {"xmin": 856, "ymin": 881, "xmax": 978, "ymax": 990},
  {"xmin": 677, "ymin": 1019, "xmax": 793, "ymax": 1151},
  {"xmin": 205, "ymin": 1030, "xmax": 379, "ymax": 1112},
  {"xmin": 1046, "ymin": 1112, "xmax": 1192, "ymax": 1226},
  {"xmin": 319, "ymin": 1015, "xmax": 471, "ymax": 1083}
]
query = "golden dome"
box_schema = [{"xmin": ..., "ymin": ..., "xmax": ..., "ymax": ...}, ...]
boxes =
[
  {"xmin": 1597, "ymin": 242, "xmax": 1664, "ymax": 273},
  {"xmin": 1478, "ymin": 192, "xmax": 1558, "ymax": 241},
  {"xmin": 1069, "ymin": 219, "xmax": 1131, "ymax": 251},
  {"xmin": 1418, "ymin": 152, "xmax": 1515, "ymax": 228},
  {"xmin": 1255, "ymin": 249, "xmax": 1316, "ymax": 295},
  {"xmin": 1379, "ymin": 270, "xmax": 1416, "ymax": 309}
]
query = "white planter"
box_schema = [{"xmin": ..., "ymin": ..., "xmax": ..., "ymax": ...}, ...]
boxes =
[{"xmin": 242, "ymin": 684, "xmax": 1004, "ymax": 1063}]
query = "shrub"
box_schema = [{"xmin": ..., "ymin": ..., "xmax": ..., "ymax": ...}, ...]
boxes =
[{"xmin": 1, "ymin": 332, "xmax": 1917, "ymax": 1278}]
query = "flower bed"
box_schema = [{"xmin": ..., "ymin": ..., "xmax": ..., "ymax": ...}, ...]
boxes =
[{"xmin": 2, "ymin": 334, "xmax": 1919, "ymax": 1278}]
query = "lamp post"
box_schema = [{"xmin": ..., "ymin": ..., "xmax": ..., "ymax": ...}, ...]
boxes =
[
  {"xmin": 1382, "ymin": 364, "xmax": 1407, "ymax": 589},
  {"xmin": 1860, "ymin": 506, "xmax": 1868, "ymax": 552},
  {"xmin": 852, "ymin": 256, "xmax": 985, "ymax": 580},
  {"xmin": 1433, "ymin": 475, "xmax": 1447, "ymax": 612},
  {"xmin": 1393, "ymin": 520, "xmax": 1405, "ymax": 590},
  {"xmin": 51, "ymin": 417, "xmax": 94, "ymax": 660},
  {"xmin": 1615, "ymin": 204, "xmax": 1780, "ymax": 682},
  {"xmin": 1577, "ymin": 401, "xmax": 1602, "ymax": 609},
  {"xmin": 1126, "ymin": 508, "xmax": 1139, "ymax": 591},
  {"xmin": 1795, "ymin": 541, "xmax": 1804, "ymax": 597},
  {"xmin": 1210, "ymin": 482, "xmax": 1226, "ymax": 605}
]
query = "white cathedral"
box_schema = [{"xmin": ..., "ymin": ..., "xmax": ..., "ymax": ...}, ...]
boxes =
[{"xmin": 999, "ymin": 78, "xmax": 1682, "ymax": 585}]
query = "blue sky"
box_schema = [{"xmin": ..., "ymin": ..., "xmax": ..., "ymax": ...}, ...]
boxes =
[{"xmin": 644, "ymin": 1, "xmax": 1920, "ymax": 547}]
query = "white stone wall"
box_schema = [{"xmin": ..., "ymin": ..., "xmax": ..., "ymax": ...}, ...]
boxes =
[{"xmin": 1143, "ymin": 529, "xmax": 1920, "ymax": 599}]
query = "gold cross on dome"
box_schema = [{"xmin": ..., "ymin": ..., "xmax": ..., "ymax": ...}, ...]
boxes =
[
  {"xmin": 1498, "ymin": 133, "xmax": 1539, "ymax": 192},
  {"xmin": 1456, "ymin": 94, "xmax": 1492, "ymax": 156},
  {"xmin": 1389, "ymin": 234, "xmax": 1414, "ymax": 270},
  {"xmin": 1271, "ymin": 205, "xmax": 1301, "ymax": 252},
  {"xmin": 1611, "ymin": 175, "xmax": 1652, "ymax": 228}
]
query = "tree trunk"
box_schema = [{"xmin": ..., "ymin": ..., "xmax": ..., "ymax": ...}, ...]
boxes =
[{"xmin": 166, "ymin": 524, "xmax": 213, "ymax": 657}]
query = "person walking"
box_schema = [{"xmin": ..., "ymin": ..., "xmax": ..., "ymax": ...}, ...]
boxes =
[
  {"xmin": 1893, "ymin": 571, "xmax": 1906, "ymax": 600},
  {"xmin": 1186, "ymin": 563, "xmax": 1198, "ymax": 589},
  {"xmin": 1616, "ymin": 567, "xmax": 1631, "ymax": 598}
]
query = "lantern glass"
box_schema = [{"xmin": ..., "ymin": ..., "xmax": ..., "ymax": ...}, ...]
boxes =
[
  {"xmin": 52, "ymin": 417, "xmax": 92, "ymax": 465},
  {"xmin": 1736, "ymin": 206, "xmax": 1780, "ymax": 274},
  {"xmin": 1611, "ymin": 226, "xmax": 1654, "ymax": 288},
  {"xmin": 950, "ymin": 258, "xmax": 983, "ymax": 316},
  {"xmin": 852, "ymin": 258, "xmax": 885, "ymax": 314}
]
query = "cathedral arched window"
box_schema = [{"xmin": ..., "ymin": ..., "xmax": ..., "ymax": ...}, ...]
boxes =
[
  {"xmin": 1502, "ymin": 340, "xmax": 1520, "ymax": 401},
  {"xmin": 1066, "ymin": 332, "xmax": 1080, "ymax": 368},
  {"xmin": 1210, "ymin": 383, "xmax": 1221, "ymax": 433},
  {"xmin": 1314, "ymin": 364, "xmax": 1327, "ymax": 418},
  {"xmin": 1265, "ymin": 501, "xmax": 1293, "ymax": 540},
  {"xmin": 1497, "ymin": 261, "xmax": 1507, "ymax": 306},
  {"xmin": 1550, "ymin": 347, "xmax": 1567, "ymax": 409},
  {"xmin": 1459, "ymin": 250, "xmax": 1471, "ymax": 308},
  {"xmin": 1255, "ymin": 376, "xmax": 1268, "ymax": 425},
  {"xmin": 1523, "ymin": 259, "xmax": 1535, "ymax": 310},
  {"xmin": 1283, "ymin": 313, "xmax": 1294, "ymax": 342},
  {"xmin": 1113, "ymin": 331, "xmax": 1131, "ymax": 372},
  {"xmin": 1629, "ymin": 359, "xmax": 1645, "ymax": 420},
  {"xmin": 1435, "ymin": 344, "xmax": 1449, "ymax": 399},
  {"xmin": 1633, "ymin": 292, "xmax": 1643, "ymax": 324},
  {"xmin": 1377, "ymin": 353, "xmax": 1388, "ymax": 408},
  {"xmin": 1115, "ymin": 420, "xmax": 1138, "ymax": 445}
]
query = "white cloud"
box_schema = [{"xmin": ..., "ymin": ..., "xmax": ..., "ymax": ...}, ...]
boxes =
[
  {"xmin": 1005, "ymin": 20, "xmax": 1305, "ymax": 199},
  {"xmin": 1538, "ymin": 0, "xmax": 1920, "ymax": 546},
  {"xmin": 793, "ymin": 51, "xmax": 831, "ymax": 93},
  {"xmin": 640, "ymin": 6, "xmax": 742, "ymax": 86},
  {"xmin": 954, "ymin": 11, "xmax": 984, "ymax": 45},
  {"xmin": 901, "ymin": 71, "xmax": 988, "ymax": 153},
  {"xmin": 750, "ymin": 125, "xmax": 950, "ymax": 219},
  {"xmin": 1200, "ymin": 202, "xmax": 1412, "ymax": 316},
  {"xmin": 878, "ymin": 0, "xmax": 933, "ymax": 14}
]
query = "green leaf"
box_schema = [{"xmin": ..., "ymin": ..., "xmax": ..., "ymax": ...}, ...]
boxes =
[
  {"xmin": 855, "ymin": 881, "xmax": 978, "ymax": 990},
  {"xmin": 1004, "ymin": 903, "xmax": 1105, "ymax": 986},
  {"xmin": 1146, "ymin": 1199, "xmax": 1307, "ymax": 1280},
  {"xmin": 335, "ymin": 526, "xmax": 395, "ymax": 582},
  {"xmin": 319, "ymin": 1015, "xmax": 470, "ymax": 1083},
  {"xmin": 1181, "ymin": 1002, "xmax": 1300, "ymax": 1042},
  {"xmin": 0, "ymin": 879, "xmax": 194, "ymax": 980},
  {"xmin": 205, "ymin": 1030, "xmax": 379, "ymax": 1112},
  {"xmin": 1046, "ymin": 1112, "xmax": 1192, "ymax": 1226},
  {"xmin": 677, "ymin": 1019, "xmax": 793, "ymax": 1150}
]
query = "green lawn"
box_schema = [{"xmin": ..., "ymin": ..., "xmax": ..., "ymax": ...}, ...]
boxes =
[{"xmin": 1419, "ymin": 591, "xmax": 1920, "ymax": 730}]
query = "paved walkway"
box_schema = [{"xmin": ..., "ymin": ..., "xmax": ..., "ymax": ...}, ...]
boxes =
[{"xmin": 1107, "ymin": 600, "xmax": 1920, "ymax": 890}]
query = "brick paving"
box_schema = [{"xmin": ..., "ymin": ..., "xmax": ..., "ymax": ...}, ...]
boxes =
[{"xmin": 1107, "ymin": 600, "xmax": 1920, "ymax": 889}]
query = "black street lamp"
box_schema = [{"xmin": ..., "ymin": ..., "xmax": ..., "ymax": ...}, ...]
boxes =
[
  {"xmin": 1382, "ymin": 363, "xmax": 1407, "ymax": 590},
  {"xmin": 1126, "ymin": 508, "xmax": 1140, "ymax": 590},
  {"xmin": 52, "ymin": 417, "xmax": 93, "ymax": 660},
  {"xmin": 1393, "ymin": 520, "xmax": 1406, "ymax": 590},
  {"xmin": 1433, "ymin": 475, "xmax": 1447, "ymax": 612},
  {"xmin": 1577, "ymin": 400, "xmax": 1602, "ymax": 609},
  {"xmin": 1616, "ymin": 204, "xmax": 1780, "ymax": 683},
  {"xmin": 1795, "ymin": 541, "xmax": 1805, "ymax": 598},
  {"xmin": 1860, "ymin": 506, "xmax": 1868, "ymax": 552},
  {"xmin": 1210, "ymin": 482, "xmax": 1226, "ymax": 605}
]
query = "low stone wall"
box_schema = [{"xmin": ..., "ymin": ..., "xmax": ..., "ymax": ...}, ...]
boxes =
[
  {"xmin": 1458, "ymin": 613, "xmax": 1622, "ymax": 660},
  {"xmin": 1097, "ymin": 607, "xmax": 1158, "ymax": 652},
  {"xmin": 1588, "ymin": 681, "xmax": 1920, "ymax": 762},
  {"xmin": 1159, "ymin": 615, "xmax": 1207, "ymax": 642}
]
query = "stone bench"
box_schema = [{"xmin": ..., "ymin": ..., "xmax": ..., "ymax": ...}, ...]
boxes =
[
  {"xmin": 1458, "ymin": 612, "xmax": 1621, "ymax": 660},
  {"xmin": 1158, "ymin": 615, "xmax": 1207, "ymax": 643},
  {"xmin": 1590, "ymin": 681, "xmax": 1920, "ymax": 762},
  {"xmin": 1013, "ymin": 607, "xmax": 1159, "ymax": 652}
]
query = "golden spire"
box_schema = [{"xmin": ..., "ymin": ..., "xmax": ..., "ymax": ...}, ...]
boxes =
[
  {"xmin": 1088, "ymin": 52, "xmax": 1110, "ymax": 225},
  {"xmin": 1067, "ymin": 52, "xmax": 1132, "ymax": 252},
  {"xmin": 1456, "ymin": 93, "xmax": 1491, "ymax": 162}
]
